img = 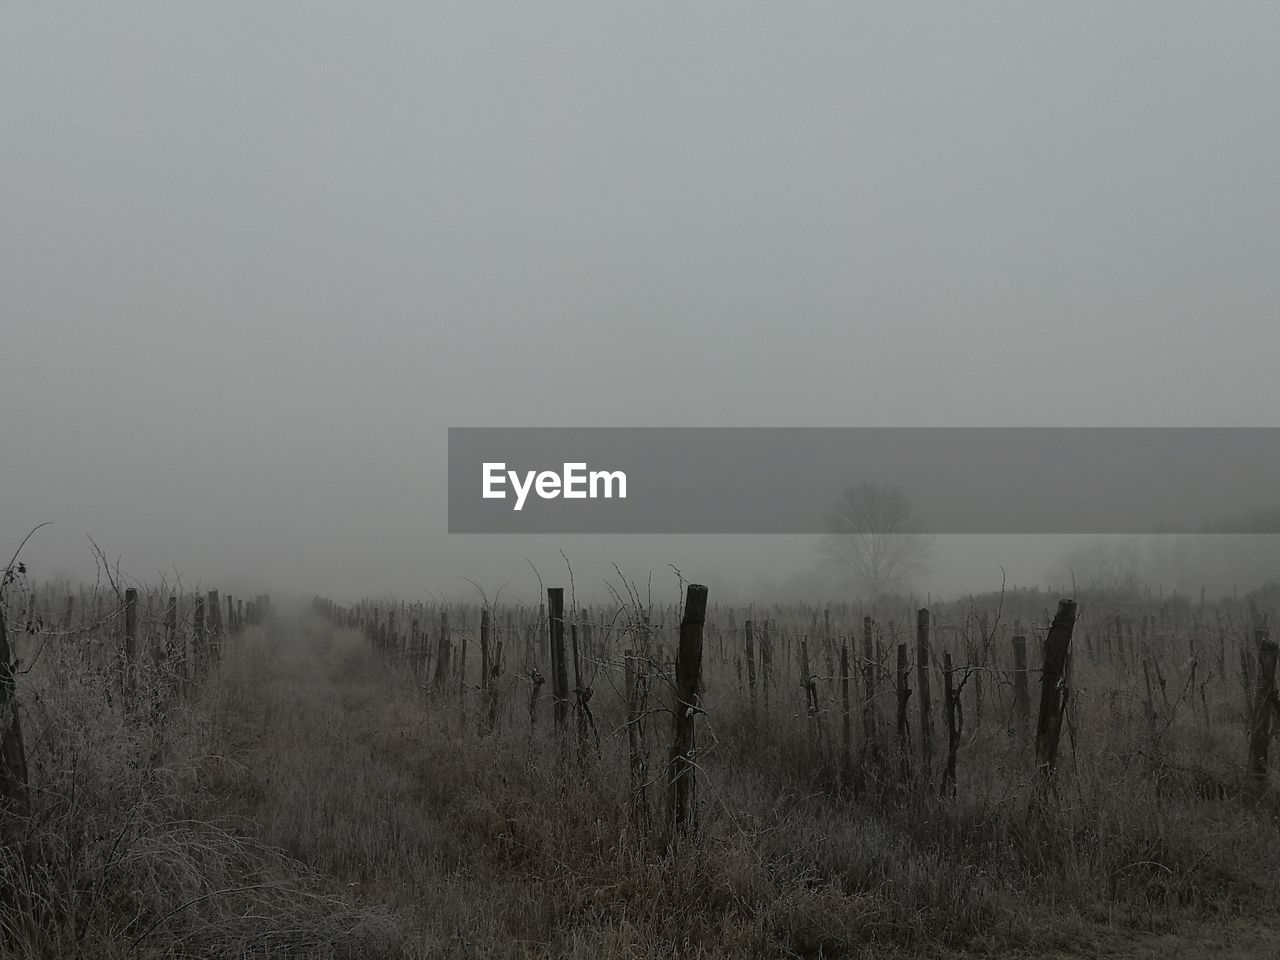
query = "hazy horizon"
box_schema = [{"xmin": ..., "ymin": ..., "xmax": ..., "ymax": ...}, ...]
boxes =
[{"xmin": 5, "ymin": 3, "xmax": 1279, "ymax": 606}]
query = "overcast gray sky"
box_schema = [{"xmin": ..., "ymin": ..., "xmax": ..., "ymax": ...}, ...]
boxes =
[{"xmin": 3, "ymin": 3, "xmax": 1278, "ymax": 604}]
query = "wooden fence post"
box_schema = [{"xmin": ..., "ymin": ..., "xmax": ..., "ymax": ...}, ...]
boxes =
[
  {"xmin": 761, "ymin": 620, "xmax": 773, "ymax": 710},
  {"xmin": 624, "ymin": 650, "xmax": 648, "ymax": 829},
  {"xmin": 489, "ymin": 626, "xmax": 503, "ymax": 730},
  {"xmin": 123, "ymin": 587, "xmax": 139, "ymax": 698},
  {"xmin": 1034, "ymin": 599, "xmax": 1078, "ymax": 778},
  {"xmin": 479, "ymin": 609, "xmax": 491, "ymax": 729},
  {"xmin": 916, "ymin": 608, "xmax": 934, "ymax": 780},
  {"xmin": 667, "ymin": 584, "xmax": 708, "ymax": 839},
  {"xmin": 192, "ymin": 596, "xmax": 205, "ymax": 682},
  {"xmin": 570, "ymin": 621, "xmax": 594, "ymax": 760},
  {"xmin": 433, "ymin": 610, "xmax": 450, "ymax": 688},
  {"xmin": 458, "ymin": 622, "xmax": 468, "ymax": 725},
  {"xmin": 862, "ymin": 615, "xmax": 879, "ymax": 760},
  {"xmin": 800, "ymin": 638, "xmax": 819, "ymax": 752},
  {"xmin": 0, "ymin": 604, "xmax": 30, "ymax": 845},
  {"xmin": 974, "ymin": 615, "xmax": 987, "ymax": 727},
  {"xmin": 840, "ymin": 643, "xmax": 852, "ymax": 784},
  {"xmin": 570, "ymin": 621, "xmax": 583, "ymax": 745},
  {"xmin": 942, "ymin": 651, "xmax": 959, "ymax": 796},
  {"xmin": 823, "ymin": 609, "xmax": 834, "ymax": 704},
  {"xmin": 896, "ymin": 642, "xmax": 911, "ymax": 780},
  {"xmin": 1246, "ymin": 630, "xmax": 1277, "ymax": 785},
  {"xmin": 744, "ymin": 620, "xmax": 757, "ymax": 724},
  {"xmin": 548, "ymin": 588, "xmax": 569, "ymax": 738},
  {"xmin": 206, "ymin": 590, "xmax": 222, "ymax": 667}
]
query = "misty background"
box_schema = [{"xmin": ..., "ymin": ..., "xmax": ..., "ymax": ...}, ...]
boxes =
[{"xmin": 3, "ymin": 3, "xmax": 1279, "ymax": 607}]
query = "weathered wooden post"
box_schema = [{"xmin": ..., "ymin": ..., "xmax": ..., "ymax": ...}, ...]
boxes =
[
  {"xmin": 974, "ymin": 614, "xmax": 987, "ymax": 726},
  {"xmin": 667, "ymin": 583, "xmax": 708, "ymax": 839},
  {"xmin": 744, "ymin": 620, "xmax": 758, "ymax": 724},
  {"xmin": 1217, "ymin": 623, "xmax": 1227, "ymax": 679},
  {"xmin": 569, "ymin": 621, "xmax": 582, "ymax": 725},
  {"xmin": 625, "ymin": 650, "xmax": 647, "ymax": 828},
  {"xmin": 1246, "ymin": 630, "xmax": 1277, "ymax": 785},
  {"xmin": 433, "ymin": 610, "xmax": 450, "ymax": 688},
  {"xmin": 206, "ymin": 590, "xmax": 222, "ymax": 667},
  {"xmin": 916, "ymin": 608, "xmax": 934, "ymax": 779},
  {"xmin": 761, "ymin": 620, "xmax": 773, "ymax": 710},
  {"xmin": 1034, "ymin": 599, "xmax": 1078, "ymax": 778},
  {"xmin": 489, "ymin": 629, "xmax": 504, "ymax": 730},
  {"xmin": 123, "ymin": 587, "xmax": 139, "ymax": 697},
  {"xmin": 862, "ymin": 615, "xmax": 879, "ymax": 758},
  {"xmin": 800, "ymin": 638, "xmax": 819, "ymax": 750},
  {"xmin": 0, "ymin": 604, "xmax": 30, "ymax": 846},
  {"xmin": 479, "ymin": 609, "xmax": 492, "ymax": 729},
  {"xmin": 458, "ymin": 625, "xmax": 468, "ymax": 724},
  {"xmin": 895, "ymin": 643, "xmax": 911, "ymax": 780},
  {"xmin": 840, "ymin": 643, "xmax": 852, "ymax": 783},
  {"xmin": 942, "ymin": 651, "xmax": 959, "ymax": 796},
  {"xmin": 192, "ymin": 596, "xmax": 206, "ymax": 681},
  {"xmin": 1242, "ymin": 642, "xmax": 1257, "ymax": 720},
  {"xmin": 570, "ymin": 621, "xmax": 593, "ymax": 760},
  {"xmin": 823, "ymin": 609, "xmax": 834, "ymax": 702},
  {"xmin": 548, "ymin": 588, "xmax": 569, "ymax": 737}
]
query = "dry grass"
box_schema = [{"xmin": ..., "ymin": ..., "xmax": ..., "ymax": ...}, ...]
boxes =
[
  {"xmin": 1, "ymin": 621, "xmax": 406, "ymax": 959},
  {"xmin": 204, "ymin": 609, "xmax": 1280, "ymax": 957},
  {"xmin": 6, "ymin": 587, "xmax": 1280, "ymax": 958}
]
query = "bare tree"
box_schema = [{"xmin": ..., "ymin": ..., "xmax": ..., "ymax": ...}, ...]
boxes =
[{"xmin": 820, "ymin": 482, "xmax": 931, "ymax": 602}]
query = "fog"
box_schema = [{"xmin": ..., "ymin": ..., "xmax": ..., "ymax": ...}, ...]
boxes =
[{"xmin": 4, "ymin": 3, "xmax": 1279, "ymax": 606}]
